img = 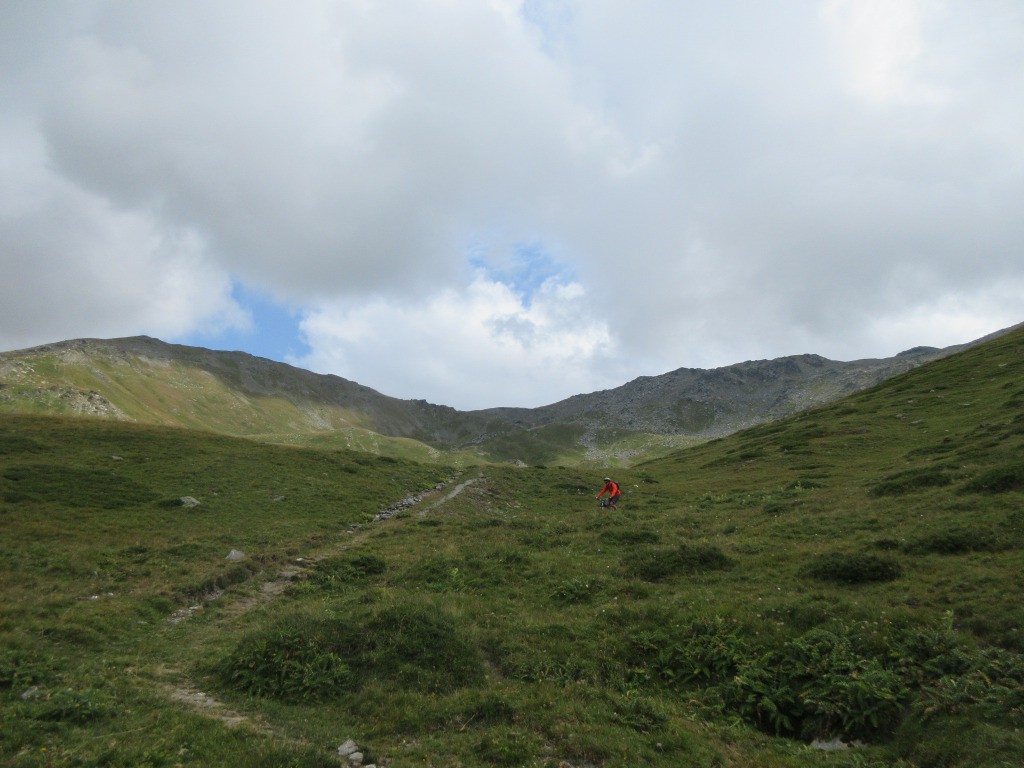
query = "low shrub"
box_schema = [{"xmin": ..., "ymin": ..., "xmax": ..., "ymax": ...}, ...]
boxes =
[
  {"xmin": 610, "ymin": 694, "xmax": 669, "ymax": 733},
  {"xmin": 905, "ymin": 526, "xmax": 1006, "ymax": 555},
  {"xmin": 601, "ymin": 528, "xmax": 661, "ymax": 546},
  {"xmin": 627, "ymin": 616, "xmax": 748, "ymax": 686},
  {"xmin": 2, "ymin": 464, "xmax": 158, "ymax": 508},
  {"xmin": 960, "ymin": 463, "xmax": 1024, "ymax": 494},
  {"xmin": 725, "ymin": 628, "xmax": 909, "ymax": 740},
  {"xmin": 220, "ymin": 602, "xmax": 484, "ymax": 700},
  {"xmin": 626, "ymin": 613, "xmax": 1024, "ymax": 742},
  {"xmin": 219, "ymin": 615, "xmax": 351, "ymax": 700},
  {"xmin": 309, "ymin": 554, "xmax": 387, "ymax": 587},
  {"xmin": 869, "ymin": 467, "xmax": 955, "ymax": 497},
  {"xmin": 357, "ymin": 603, "xmax": 485, "ymax": 692},
  {"xmin": 624, "ymin": 543, "xmax": 732, "ymax": 582},
  {"xmin": 803, "ymin": 552, "xmax": 903, "ymax": 585},
  {"xmin": 0, "ymin": 649, "xmax": 45, "ymax": 690},
  {"xmin": 551, "ymin": 577, "xmax": 602, "ymax": 604},
  {"xmin": 473, "ymin": 727, "xmax": 542, "ymax": 766}
]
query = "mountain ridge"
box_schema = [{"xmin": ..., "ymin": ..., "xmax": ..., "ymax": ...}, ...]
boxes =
[{"xmin": 0, "ymin": 326, "xmax": 1014, "ymax": 464}]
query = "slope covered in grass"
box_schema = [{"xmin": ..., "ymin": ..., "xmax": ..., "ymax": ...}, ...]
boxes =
[{"xmin": 1, "ymin": 326, "xmax": 1023, "ymax": 767}]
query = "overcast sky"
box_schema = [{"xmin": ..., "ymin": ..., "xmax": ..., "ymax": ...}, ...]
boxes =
[{"xmin": 2, "ymin": 1, "xmax": 1022, "ymax": 410}]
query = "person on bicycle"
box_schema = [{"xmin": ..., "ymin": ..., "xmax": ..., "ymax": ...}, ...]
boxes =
[{"xmin": 597, "ymin": 477, "xmax": 621, "ymax": 510}]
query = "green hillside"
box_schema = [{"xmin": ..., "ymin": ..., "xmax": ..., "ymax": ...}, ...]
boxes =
[
  {"xmin": 4, "ymin": 332, "xmax": 990, "ymax": 468},
  {"xmin": 2, "ymin": 326, "xmax": 1023, "ymax": 767}
]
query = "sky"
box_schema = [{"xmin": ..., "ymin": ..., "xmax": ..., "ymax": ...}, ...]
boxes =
[{"xmin": 2, "ymin": 1, "xmax": 1022, "ymax": 410}]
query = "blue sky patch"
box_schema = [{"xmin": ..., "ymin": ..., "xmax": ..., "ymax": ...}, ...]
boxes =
[
  {"xmin": 469, "ymin": 241, "xmax": 575, "ymax": 306},
  {"xmin": 172, "ymin": 283, "xmax": 309, "ymax": 363}
]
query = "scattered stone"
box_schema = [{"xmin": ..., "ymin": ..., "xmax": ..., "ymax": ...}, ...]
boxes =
[
  {"xmin": 337, "ymin": 740, "xmax": 358, "ymax": 757},
  {"xmin": 111, "ymin": 455, "xmax": 123, "ymax": 461},
  {"xmin": 179, "ymin": 496, "xmax": 201, "ymax": 508},
  {"xmin": 372, "ymin": 477, "xmax": 464, "ymax": 522},
  {"xmin": 811, "ymin": 737, "xmax": 864, "ymax": 751},
  {"xmin": 20, "ymin": 686, "xmax": 42, "ymax": 701},
  {"xmin": 225, "ymin": 549, "xmax": 246, "ymax": 561},
  {"xmin": 374, "ymin": 494, "xmax": 423, "ymax": 521}
]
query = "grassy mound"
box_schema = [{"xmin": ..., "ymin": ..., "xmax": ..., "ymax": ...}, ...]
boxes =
[{"xmin": 220, "ymin": 601, "xmax": 485, "ymax": 699}]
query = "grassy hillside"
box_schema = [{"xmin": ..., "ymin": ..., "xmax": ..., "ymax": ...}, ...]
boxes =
[
  {"xmin": 5, "ymin": 332, "xmax": 990, "ymax": 468},
  {"xmin": 1, "ymin": 326, "xmax": 1023, "ymax": 767}
]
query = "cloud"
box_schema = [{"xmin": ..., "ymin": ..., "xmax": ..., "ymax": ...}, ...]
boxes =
[
  {"xmin": 296, "ymin": 270, "xmax": 613, "ymax": 410},
  {"xmin": 1, "ymin": 1, "xmax": 1021, "ymax": 407},
  {"xmin": 0, "ymin": 118, "xmax": 246, "ymax": 351}
]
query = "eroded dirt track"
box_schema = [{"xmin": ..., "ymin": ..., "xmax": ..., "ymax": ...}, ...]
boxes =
[{"xmin": 160, "ymin": 474, "xmax": 484, "ymax": 737}]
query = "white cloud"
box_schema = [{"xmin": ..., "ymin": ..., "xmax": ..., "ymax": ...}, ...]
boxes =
[
  {"xmin": 823, "ymin": 0, "xmax": 931, "ymax": 104},
  {"xmin": 296, "ymin": 273, "xmax": 613, "ymax": 409},
  {"xmin": 0, "ymin": 117, "xmax": 246, "ymax": 351},
  {"xmin": 1, "ymin": 1, "xmax": 1021, "ymax": 407}
]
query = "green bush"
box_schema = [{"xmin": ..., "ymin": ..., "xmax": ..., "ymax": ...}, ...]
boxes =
[
  {"xmin": 602, "ymin": 527, "xmax": 661, "ymax": 546},
  {"xmin": 869, "ymin": 466, "xmax": 955, "ymax": 497},
  {"xmin": 0, "ymin": 649, "xmax": 45, "ymax": 690},
  {"xmin": 960, "ymin": 462, "xmax": 1024, "ymax": 494},
  {"xmin": 473, "ymin": 727, "xmax": 542, "ymax": 766},
  {"xmin": 220, "ymin": 602, "xmax": 484, "ymax": 699},
  {"xmin": 803, "ymin": 552, "xmax": 903, "ymax": 585},
  {"xmin": 628, "ymin": 616, "xmax": 747, "ymax": 686},
  {"xmin": 356, "ymin": 603, "xmax": 485, "ymax": 692},
  {"xmin": 551, "ymin": 577, "xmax": 602, "ymax": 604},
  {"xmin": 610, "ymin": 694, "xmax": 668, "ymax": 733},
  {"xmin": 625, "ymin": 543, "xmax": 732, "ymax": 582},
  {"xmin": 309, "ymin": 554, "xmax": 387, "ymax": 587},
  {"xmin": 905, "ymin": 526, "xmax": 1005, "ymax": 555},
  {"xmin": 219, "ymin": 616, "xmax": 351, "ymax": 701},
  {"xmin": 725, "ymin": 627, "xmax": 909, "ymax": 740}
]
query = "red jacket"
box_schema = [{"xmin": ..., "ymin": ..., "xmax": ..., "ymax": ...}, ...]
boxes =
[{"xmin": 598, "ymin": 480, "xmax": 620, "ymax": 498}]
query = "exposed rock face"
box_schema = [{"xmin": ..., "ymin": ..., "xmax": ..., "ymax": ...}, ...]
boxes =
[{"xmin": 471, "ymin": 347, "xmax": 961, "ymax": 438}]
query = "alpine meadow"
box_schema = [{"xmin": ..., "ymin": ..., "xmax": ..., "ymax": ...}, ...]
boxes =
[{"xmin": 2, "ymin": 325, "xmax": 1024, "ymax": 767}]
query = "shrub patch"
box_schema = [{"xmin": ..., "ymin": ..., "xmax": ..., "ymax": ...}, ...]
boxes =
[
  {"xmin": 624, "ymin": 543, "xmax": 732, "ymax": 582},
  {"xmin": 960, "ymin": 463, "xmax": 1024, "ymax": 494},
  {"xmin": 802, "ymin": 552, "xmax": 903, "ymax": 585},
  {"xmin": 220, "ymin": 603, "xmax": 484, "ymax": 700}
]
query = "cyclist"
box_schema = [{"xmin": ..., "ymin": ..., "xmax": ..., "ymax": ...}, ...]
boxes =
[{"xmin": 596, "ymin": 477, "xmax": 621, "ymax": 510}]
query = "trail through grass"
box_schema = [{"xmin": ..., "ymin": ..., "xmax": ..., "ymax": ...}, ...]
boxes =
[{"xmin": 3, "ymin": 325, "xmax": 1024, "ymax": 766}]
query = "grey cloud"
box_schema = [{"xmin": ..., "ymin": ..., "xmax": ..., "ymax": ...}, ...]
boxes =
[{"xmin": 1, "ymin": 1, "xmax": 1021, "ymax": 405}]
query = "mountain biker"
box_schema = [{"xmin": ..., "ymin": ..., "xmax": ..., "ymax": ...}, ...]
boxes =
[{"xmin": 596, "ymin": 477, "xmax": 621, "ymax": 510}]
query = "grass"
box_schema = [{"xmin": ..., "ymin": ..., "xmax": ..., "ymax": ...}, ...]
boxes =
[{"xmin": 1, "ymin": 325, "xmax": 1023, "ymax": 765}]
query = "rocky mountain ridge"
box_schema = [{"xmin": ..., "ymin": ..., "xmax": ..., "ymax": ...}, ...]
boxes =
[{"xmin": 0, "ymin": 328, "xmax": 1011, "ymax": 464}]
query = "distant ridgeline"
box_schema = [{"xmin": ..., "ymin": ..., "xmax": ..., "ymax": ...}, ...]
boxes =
[{"xmin": 0, "ymin": 326, "xmax": 1014, "ymax": 466}]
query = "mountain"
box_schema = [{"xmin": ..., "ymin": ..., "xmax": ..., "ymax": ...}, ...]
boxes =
[
  {"xmin": 0, "ymin": 328, "xmax": 1011, "ymax": 464},
  {"xmin": 2, "ymin": 319, "xmax": 1023, "ymax": 766}
]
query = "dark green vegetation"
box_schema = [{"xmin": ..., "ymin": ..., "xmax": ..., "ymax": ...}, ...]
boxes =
[{"xmin": 2, "ymin": 326, "xmax": 1024, "ymax": 766}]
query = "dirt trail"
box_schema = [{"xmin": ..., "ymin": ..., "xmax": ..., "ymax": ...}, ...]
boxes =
[
  {"xmin": 161, "ymin": 473, "xmax": 484, "ymax": 735},
  {"xmin": 417, "ymin": 475, "xmax": 481, "ymax": 514}
]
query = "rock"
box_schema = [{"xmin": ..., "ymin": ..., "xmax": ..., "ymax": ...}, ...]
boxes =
[
  {"xmin": 337, "ymin": 740, "xmax": 358, "ymax": 757},
  {"xmin": 179, "ymin": 496, "xmax": 201, "ymax": 508},
  {"xmin": 810, "ymin": 737, "xmax": 864, "ymax": 751},
  {"xmin": 225, "ymin": 549, "xmax": 246, "ymax": 561},
  {"xmin": 349, "ymin": 752, "xmax": 364, "ymax": 766}
]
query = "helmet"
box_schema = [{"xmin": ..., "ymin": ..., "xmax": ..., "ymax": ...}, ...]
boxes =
[{"xmin": 604, "ymin": 477, "xmax": 611, "ymax": 482}]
